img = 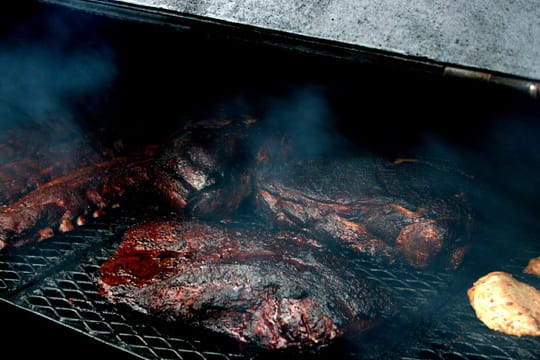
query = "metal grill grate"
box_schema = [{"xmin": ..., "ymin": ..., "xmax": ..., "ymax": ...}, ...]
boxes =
[
  {"xmin": 0, "ymin": 232, "xmax": 102, "ymax": 293},
  {"xmin": 1, "ymin": 210, "xmax": 540, "ymax": 359},
  {"xmin": 398, "ymin": 244, "xmax": 540, "ymax": 360},
  {"xmin": 16, "ymin": 253, "xmax": 245, "ymax": 360}
]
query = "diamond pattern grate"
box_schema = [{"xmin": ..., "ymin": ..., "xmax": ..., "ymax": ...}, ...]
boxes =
[{"xmin": 1, "ymin": 210, "xmax": 540, "ymax": 360}]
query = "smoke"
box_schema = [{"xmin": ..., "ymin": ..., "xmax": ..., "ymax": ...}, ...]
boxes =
[
  {"xmin": 418, "ymin": 109, "xmax": 540, "ymax": 217},
  {"xmin": 209, "ymin": 84, "xmax": 351, "ymax": 166},
  {"xmin": 0, "ymin": 6, "xmax": 116, "ymax": 130},
  {"xmin": 0, "ymin": 6, "xmax": 119, "ymax": 207},
  {"xmin": 193, "ymin": 84, "xmax": 352, "ymax": 169},
  {"xmin": 410, "ymin": 104, "xmax": 540, "ymax": 270},
  {"xmin": 260, "ymin": 85, "xmax": 349, "ymax": 158}
]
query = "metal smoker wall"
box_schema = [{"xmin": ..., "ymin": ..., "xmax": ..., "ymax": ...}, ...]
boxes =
[{"xmin": 39, "ymin": 0, "xmax": 540, "ymax": 83}]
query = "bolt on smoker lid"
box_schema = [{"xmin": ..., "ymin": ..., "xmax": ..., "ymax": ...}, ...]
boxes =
[{"xmin": 40, "ymin": 0, "xmax": 540, "ymax": 96}]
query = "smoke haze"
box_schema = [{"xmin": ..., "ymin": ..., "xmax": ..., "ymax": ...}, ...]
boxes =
[{"xmin": 0, "ymin": 6, "xmax": 116, "ymax": 130}]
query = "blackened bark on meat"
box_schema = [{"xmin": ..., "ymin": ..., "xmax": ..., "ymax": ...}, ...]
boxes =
[
  {"xmin": 0, "ymin": 155, "xmax": 153, "ymax": 249},
  {"xmin": 94, "ymin": 220, "xmax": 397, "ymax": 350},
  {"xmin": 0, "ymin": 117, "xmax": 78, "ymax": 164},
  {"xmin": 151, "ymin": 118, "xmax": 270, "ymax": 218},
  {"xmin": 0, "ymin": 113, "xmax": 472, "ymax": 272},
  {"xmin": 0, "ymin": 115, "xmax": 295, "ymax": 249},
  {"xmin": 0, "ymin": 117, "xmax": 258, "ymax": 249},
  {"xmin": 255, "ymin": 157, "xmax": 473, "ymax": 269},
  {"xmin": 0, "ymin": 119, "xmax": 103, "ymax": 204}
]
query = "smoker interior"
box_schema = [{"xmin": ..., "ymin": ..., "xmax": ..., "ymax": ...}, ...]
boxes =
[{"xmin": 2, "ymin": 2, "xmax": 540, "ymax": 359}]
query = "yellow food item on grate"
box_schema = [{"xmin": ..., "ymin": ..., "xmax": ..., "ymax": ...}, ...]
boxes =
[
  {"xmin": 523, "ymin": 257, "xmax": 540, "ymax": 276},
  {"xmin": 467, "ymin": 271, "xmax": 540, "ymax": 337}
]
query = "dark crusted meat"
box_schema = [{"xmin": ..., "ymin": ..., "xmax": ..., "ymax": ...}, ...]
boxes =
[
  {"xmin": 0, "ymin": 113, "xmax": 473, "ymax": 272},
  {"xmin": 0, "ymin": 116, "xmax": 263, "ymax": 249},
  {"xmin": 94, "ymin": 220, "xmax": 397, "ymax": 350},
  {"xmin": 0, "ymin": 155, "xmax": 153, "ymax": 249},
  {"xmin": 255, "ymin": 156, "xmax": 473, "ymax": 268},
  {"xmin": 0, "ymin": 118, "xmax": 103, "ymax": 205},
  {"xmin": 151, "ymin": 118, "xmax": 254, "ymax": 218}
]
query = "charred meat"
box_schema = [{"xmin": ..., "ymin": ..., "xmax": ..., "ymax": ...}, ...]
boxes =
[
  {"xmin": 0, "ymin": 118, "xmax": 157, "ymax": 249},
  {"xmin": 255, "ymin": 157, "xmax": 473, "ymax": 268},
  {"xmin": 0, "ymin": 118, "xmax": 103, "ymax": 205},
  {"xmin": 0, "ymin": 115, "xmax": 473, "ymax": 270},
  {"xmin": 150, "ymin": 118, "xmax": 257, "ymax": 218},
  {"xmin": 0, "ymin": 117, "xmax": 261, "ymax": 249},
  {"xmin": 0, "ymin": 155, "xmax": 153, "ymax": 249},
  {"xmin": 94, "ymin": 220, "xmax": 397, "ymax": 350}
]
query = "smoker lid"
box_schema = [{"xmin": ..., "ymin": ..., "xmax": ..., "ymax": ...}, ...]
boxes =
[{"xmin": 40, "ymin": 0, "xmax": 540, "ymax": 86}]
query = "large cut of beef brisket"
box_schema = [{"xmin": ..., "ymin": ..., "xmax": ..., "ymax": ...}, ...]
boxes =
[
  {"xmin": 255, "ymin": 156, "xmax": 473, "ymax": 268},
  {"xmin": 94, "ymin": 220, "xmax": 397, "ymax": 350}
]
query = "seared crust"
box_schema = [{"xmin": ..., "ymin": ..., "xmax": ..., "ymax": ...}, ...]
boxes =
[
  {"xmin": 467, "ymin": 271, "xmax": 540, "ymax": 337},
  {"xmin": 524, "ymin": 257, "xmax": 540, "ymax": 276}
]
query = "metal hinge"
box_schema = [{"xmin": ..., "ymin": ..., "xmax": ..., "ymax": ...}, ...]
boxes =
[{"xmin": 443, "ymin": 66, "xmax": 539, "ymax": 99}]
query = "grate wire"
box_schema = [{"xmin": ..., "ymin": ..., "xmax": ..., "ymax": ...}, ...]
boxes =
[{"xmin": 1, "ymin": 210, "xmax": 540, "ymax": 360}]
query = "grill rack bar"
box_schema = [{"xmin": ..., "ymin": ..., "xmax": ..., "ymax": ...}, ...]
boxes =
[{"xmin": 1, "ymin": 207, "xmax": 540, "ymax": 359}]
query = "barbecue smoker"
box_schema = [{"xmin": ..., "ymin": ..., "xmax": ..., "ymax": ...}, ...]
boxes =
[{"xmin": 1, "ymin": 1, "xmax": 540, "ymax": 359}]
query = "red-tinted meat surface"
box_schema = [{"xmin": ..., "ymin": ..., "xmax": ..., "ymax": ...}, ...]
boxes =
[
  {"xmin": 0, "ymin": 118, "xmax": 103, "ymax": 205},
  {"xmin": 94, "ymin": 220, "xmax": 397, "ymax": 350},
  {"xmin": 0, "ymin": 155, "xmax": 153, "ymax": 248}
]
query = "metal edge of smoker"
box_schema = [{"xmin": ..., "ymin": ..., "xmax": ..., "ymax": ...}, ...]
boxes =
[
  {"xmin": 37, "ymin": 0, "xmax": 540, "ymax": 99},
  {"xmin": 0, "ymin": 297, "xmax": 146, "ymax": 359}
]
